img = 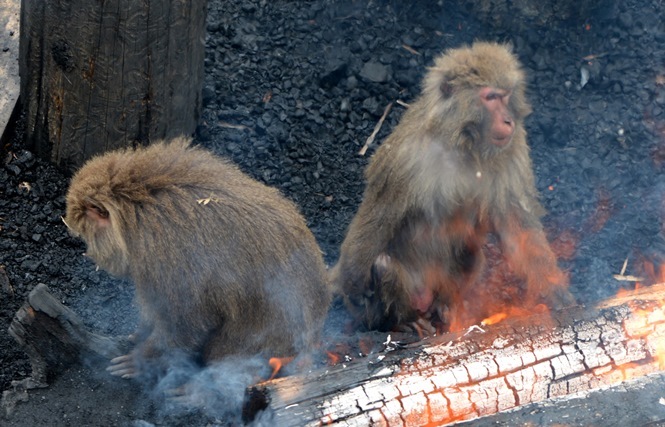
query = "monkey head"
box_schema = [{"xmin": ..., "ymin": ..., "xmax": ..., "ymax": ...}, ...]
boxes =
[
  {"xmin": 64, "ymin": 153, "xmax": 141, "ymax": 278},
  {"xmin": 421, "ymin": 42, "xmax": 533, "ymax": 157}
]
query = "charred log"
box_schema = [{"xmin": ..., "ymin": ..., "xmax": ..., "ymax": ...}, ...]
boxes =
[
  {"xmin": 2, "ymin": 283, "xmax": 130, "ymax": 415},
  {"xmin": 245, "ymin": 284, "xmax": 665, "ymax": 426}
]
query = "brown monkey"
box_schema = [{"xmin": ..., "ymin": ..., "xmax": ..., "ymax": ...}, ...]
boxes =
[
  {"xmin": 64, "ymin": 138, "xmax": 330, "ymax": 378},
  {"xmin": 332, "ymin": 42, "xmax": 575, "ymax": 333}
]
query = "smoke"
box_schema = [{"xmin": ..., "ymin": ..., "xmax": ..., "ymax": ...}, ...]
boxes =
[{"xmin": 150, "ymin": 353, "xmax": 272, "ymax": 423}]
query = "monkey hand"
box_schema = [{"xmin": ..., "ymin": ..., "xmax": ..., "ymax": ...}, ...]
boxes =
[
  {"xmin": 396, "ymin": 302, "xmax": 448, "ymax": 337},
  {"xmin": 399, "ymin": 317, "xmax": 437, "ymax": 337}
]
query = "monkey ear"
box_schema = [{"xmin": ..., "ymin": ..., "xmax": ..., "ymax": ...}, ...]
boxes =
[
  {"xmin": 439, "ymin": 80, "xmax": 453, "ymax": 99},
  {"xmin": 85, "ymin": 202, "xmax": 111, "ymax": 227}
]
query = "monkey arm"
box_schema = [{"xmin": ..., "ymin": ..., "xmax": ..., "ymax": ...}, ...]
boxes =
[{"xmin": 332, "ymin": 165, "xmax": 418, "ymax": 330}]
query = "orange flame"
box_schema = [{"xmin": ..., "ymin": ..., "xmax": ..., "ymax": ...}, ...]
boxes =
[
  {"xmin": 268, "ymin": 356, "xmax": 294, "ymax": 380},
  {"xmin": 641, "ymin": 261, "xmax": 665, "ymax": 285},
  {"xmin": 480, "ymin": 304, "xmax": 550, "ymax": 327},
  {"xmin": 549, "ymin": 230, "xmax": 578, "ymax": 261},
  {"xmin": 481, "ymin": 312, "xmax": 507, "ymax": 326},
  {"xmin": 588, "ymin": 189, "xmax": 613, "ymax": 232},
  {"xmin": 326, "ymin": 351, "xmax": 340, "ymax": 366}
]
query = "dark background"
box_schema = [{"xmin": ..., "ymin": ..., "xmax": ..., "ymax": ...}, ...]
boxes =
[{"xmin": 1, "ymin": 0, "xmax": 664, "ymax": 424}]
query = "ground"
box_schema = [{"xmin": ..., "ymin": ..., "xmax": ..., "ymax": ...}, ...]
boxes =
[{"xmin": 1, "ymin": 0, "xmax": 665, "ymax": 425}]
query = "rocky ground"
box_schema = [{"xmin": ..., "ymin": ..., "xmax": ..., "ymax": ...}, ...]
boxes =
[{"xmin": 1, "ymin": 0, "xmax": 664, "ymax": 425}]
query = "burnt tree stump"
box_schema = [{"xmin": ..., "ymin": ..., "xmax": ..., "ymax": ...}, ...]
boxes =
[
  {"xmin": 2, "ymin": 283, "xmax": 130, "ymax": 416},
  {"xmin": 7, "ymin": 283, "xmax": 130, "ymax": 384},
  {"xmin": 19, "ymin": 0, "xmax": 206, "ymax": 170}
]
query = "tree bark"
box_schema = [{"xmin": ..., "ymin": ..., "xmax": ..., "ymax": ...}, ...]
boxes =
[
  {"xmin": 19, "ymin": 0, "xmax": 206, "ymax": 171},
  {"xmin": 245, "ymin": 284, "xmax": 665, "ymax": 426}
]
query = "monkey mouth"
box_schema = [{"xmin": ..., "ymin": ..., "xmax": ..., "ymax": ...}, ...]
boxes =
[{"xmin": 490, "ymin": 135, "xmax": 512, "ymax": 147}]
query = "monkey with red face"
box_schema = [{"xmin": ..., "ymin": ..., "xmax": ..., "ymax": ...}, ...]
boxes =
[{"xmin": 332, "ymin": 42, "xmax": 575, "ymax": 333}]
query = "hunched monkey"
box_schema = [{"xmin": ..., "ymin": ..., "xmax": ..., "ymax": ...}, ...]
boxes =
[{"xmin": 64, "ymin": 138, "xmax": 331, "ymax": 378}]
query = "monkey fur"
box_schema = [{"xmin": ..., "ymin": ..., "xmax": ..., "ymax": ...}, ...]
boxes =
[
  {"xmin": 65, "ymin": 138, "xmax": 331, "ymax": 377},
  {"xmin": 332, "ymin": 42, "xmax": 575, "ymax": 333}
]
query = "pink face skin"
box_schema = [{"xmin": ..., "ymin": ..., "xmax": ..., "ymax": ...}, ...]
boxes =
[{"xmin": 479, "ymin": 87, "xmax": 515, "ymax": 147}]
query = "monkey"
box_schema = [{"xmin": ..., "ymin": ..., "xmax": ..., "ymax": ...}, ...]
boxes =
[
  {"xmin": 331, "ymin": 41, "xmax": 575, "ymax": 333},
  {"xmin": 64, "ymin": 137, "xmax": 331, "ymax": 379}
]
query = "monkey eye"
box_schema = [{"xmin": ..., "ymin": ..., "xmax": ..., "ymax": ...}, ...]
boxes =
[
  {"xmin": 484, "ymin": 92, "xmax": 502, "ymax": 101},
  {"xmin": 87, "ymin": 204, "xmax": 109, "ymax": 219}
]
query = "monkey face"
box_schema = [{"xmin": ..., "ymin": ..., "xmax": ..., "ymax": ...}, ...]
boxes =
[
  {"xmin": 479, "ymin": 87, "xmax": 515, "ymax": 147},
  {"xmin": 65, "ymin": 192, "xmax": 131, "ymax": 278}
]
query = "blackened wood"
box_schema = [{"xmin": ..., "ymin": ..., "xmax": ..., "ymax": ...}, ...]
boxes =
[
  {"xmin": 19, "ymin": 0, "xmax": 206, "ymax": 170},
  {"xmin": 7, "ymin": 283, "xmax": 130, "ymax": 386}
]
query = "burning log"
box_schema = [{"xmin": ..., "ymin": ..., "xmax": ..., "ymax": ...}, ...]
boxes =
[{"xmin": 244, "ymin": 284, "xmax": 665, "ymax": 426}]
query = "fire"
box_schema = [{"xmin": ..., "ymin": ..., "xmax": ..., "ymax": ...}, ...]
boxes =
[
  {"xmin": 480, "ymin": 312, "xmax": 507, "ymax": 326},
  {"xmin": 614, "ymin": 258, "xmax": 665, "ymax": 377},
  {"xmin": 549, "ymin": 230, "xmax": 578, "ymax": 261},
  {"xmin": 480, "ymin": 304, "xmax": 550, "ymax": 327},
  {"xmin": 326, "ymin": 351, "xmax": 340, "ymax": 366},
  {"xmin": 441, "ymin": 224, "xmax": 568, "ymax": 332},
  {"xmin": 268, "ymin": 356, "xmax": 294, "ymax": 380},
  {"xmin": 642, "ymin": 260, "xmax": 665, "ymax": 285},
  {"xmin": 587, "ymin": 189, "xmax": 613, "ymax": 232}
]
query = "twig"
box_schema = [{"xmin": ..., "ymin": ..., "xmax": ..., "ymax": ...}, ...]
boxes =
[
  {"xmin": 614, "ymin": 255, "xmax": 644, "ymax": 282},
  {"xmin": 613, "ymin": 274, "xmax": 646, "ymax": 282},
  {"xmin": 219, "ymin": 121, "xmax": 248, "ymax": 131},
  {"xmin": 359, "ymin": 102, "xmax": 393, "ymax": 156},
  {"xmin": 582, "ymin": 52, "xmax": 608, "ymax": 61},
  {"xmin": 401, "ymin": 44, "xmax": 421, "ymax": 56},
  {"xmin": 395, "ymin": 99, "xmax": 410, "ymax": 108}
]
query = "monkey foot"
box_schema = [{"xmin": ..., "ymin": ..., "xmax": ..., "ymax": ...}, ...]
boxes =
[
  {"xmin": 107, "ymin": 354, "xmax": 139, "ymax": 379},
  {"xmin": 405, "ymin": 317, "xmax": 438, "ymax": 337},
  {"xmin": 163, "ymin": 385, "xmax": 190, "ymax": 403}
]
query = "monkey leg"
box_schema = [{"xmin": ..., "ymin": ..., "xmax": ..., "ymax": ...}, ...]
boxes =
[
  {"xmin": 367, "ymin": 253, "xmax": 457, "ymax": 336},
  {"xmin": 362, "ymin": 253, "xmax": 419, "ymax": 331}
]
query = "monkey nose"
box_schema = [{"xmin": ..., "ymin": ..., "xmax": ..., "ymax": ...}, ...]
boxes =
[{"xmin": 490, "ymin": 120, "xmax": 514, "ymax": 146}]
